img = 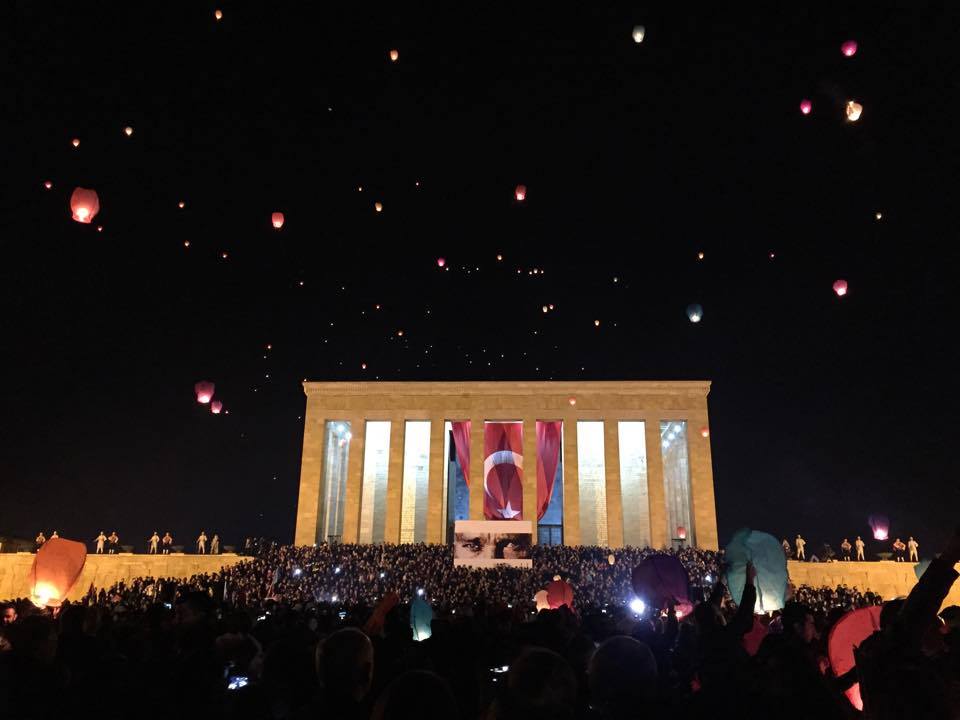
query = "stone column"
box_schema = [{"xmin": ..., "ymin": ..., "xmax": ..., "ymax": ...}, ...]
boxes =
[
  {"xmin": 645, "ymin": 419, "xmax": 668, "ymax": 549},
  {"xmin": 562, "ymin": 416, "xmax": 581, "ymax": 545},
  {"xmin": 383, "ymin": 417, "xmax": 406, "ymax": 543},
  {"xmin": 294, "ymin": 394, "xmax": 325, "ymax": 546},
  {"xmin": 469, "ymin": 419, "xmax": 484, "ymax": 520},
  {"xmin": 687, "ymin": 411, "xmax": 719, "ymax": 550},
  {"xmin": 604, "ymin": 420, "xmax": 625, "ymax": 548},
  {"xmin": 426, "ymin": 416, "xmax": 446, "ymax": 543},
  {"xmin": 341, "ymin": 416, "xmax": 367, "ymax": 544},
  {"xmin": 522, "ymin": 417, "xmax": 538, "ymax": 543}
]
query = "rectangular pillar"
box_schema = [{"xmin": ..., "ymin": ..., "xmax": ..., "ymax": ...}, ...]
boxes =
[
  {"xmin": 522, "ymin": 418, "xmax": 538, "ymax": 543},
  {"xmin": 294, "ymin": 396, "xmax": 324, "ymax": 545},
  {"xmin": 469, "ymin": 418, "xmax": 484, "ymax": 520},
  {"xmin": 562, "ymin": 416, "xmax": 581, "ymax": 545},
  {"xmin": 645, "ymin": 419, "xmax": 668, "ymax": 549},
  {"xmin": 426, "ymin": 416, "xmax": 446, "ymax": 543},
  {"xmin": 340, "ymin": 415, "xmax": 367, "ymax": 544},
  {"xmin": 383, "ymin": 417, "xmax": 405, "ymax": 543},
  {"xmin": 603, "ymin": 420, "xmax": 625, "ymax": 548},
  {"xmin": 687, "ymin": 411, "xmax": 719, "ymax": 550}
]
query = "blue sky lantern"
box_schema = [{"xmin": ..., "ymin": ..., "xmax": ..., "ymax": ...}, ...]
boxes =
[
  {"xmin": 686, "ymin": 304, "xmax": 703, "ymax": 323},
  {"xmin": 410, "ymin": 595, "xmax": 433, "ymax": 641},
  {"xmin": 725, "ymin": 528, "xmax": 788, "ymax": 613}
]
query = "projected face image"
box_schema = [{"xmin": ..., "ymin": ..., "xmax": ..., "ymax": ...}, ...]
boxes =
[
  {"xmin": 455, "ymin": 532, "xmax": 495, "ymax": 559},
  {"xmin": 495, "ymin": 534, "xmax": 531, "ymax": 559}
]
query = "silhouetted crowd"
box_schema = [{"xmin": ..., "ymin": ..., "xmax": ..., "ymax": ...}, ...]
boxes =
[{"xmin": 2, "ymin": 536, "xmax": 959, "ymax": 719}]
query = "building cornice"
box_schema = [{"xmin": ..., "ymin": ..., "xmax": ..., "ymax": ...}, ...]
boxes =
[{"xmin": 302, "ymin": 380, "xmax": 711, "ymax": 398}]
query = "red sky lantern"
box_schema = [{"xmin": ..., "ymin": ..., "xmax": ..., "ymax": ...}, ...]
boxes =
[
  {"xmin": 833, "ymin": 279, "xmax": 848, "ymax": 297},
  {"xmin": 30, "ymin": 537, "xmax": 87, "ymax": 607},
  {"xmin": 71, "ymin": 138, "xmax": 80, "ymax": 148},
  {"xmin": 389, "ymin": 49, "xmax": 399, "ymax": 62},
  {"xmin": 123, "ymin": 126, "xmax": 133, "ymax": 136},
  {"xmin": 868, "ymin": 514, "xmax": 889, "ymax": 541},
  {"xmin": 70, "ymin": 187, "xmax": 100, "ymax": 224},
  {"xmin": 841, "ymin": 40, "xmax": 858, "ymax": 57},
  {"xmin": 437, "ymin": 257, "xmax": 446, "ymax": 268},
  {"xmin": 271, "ymin": 212, "xmax": 285, "ymax": 229},
  {"xmin": 514, "ymin": 184, "xmax": 527, "ymax": 201},
  {"xmin": 568, "ymin": 397, "xmax": 576, "ymax": 406},
  {"xmin": 211, "ymin": 400, "xmax": 223, "ymax": 414},
  {"xmin": 700, "ymin": 426, "xmax": 710, "ymax": 438},
  {"xmin": 799, "ymin": 99, "xmax": 812, "ymax": 115},
  {"xmin": 214, "ymin": 9, "xmax": 223, "ymax": 20},
  {"xmin": 194, "ymin": 380, "xmax": 215, "ymax": 404},
  {"xmin": 676, "ymin": 526, "xmax": 687, "ymax": 540},
  {"xmin": 43, "ymin": 180, "xmax": 53, "ymax": 190},
  {"xmin": 374, "ymin": 201, "xmax": 383, "ymax": 212}
]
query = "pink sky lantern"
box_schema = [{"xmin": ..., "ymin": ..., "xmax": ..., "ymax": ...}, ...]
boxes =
[
  {"xmin": 194, "ymin": 381, "xmax": 215, "ymax": 404},
  {"xmin": 514, "ymin": 184, "xmax": 527, "ymax": 201},
  {"xmin": 841, "ymin": 40, "xmax": 858, "ymax": 57},
  {"xmin": 30, "ymin": 537, "xmax": 87, "ymax": 607},
  {"xmin": 676, "ymin": 526, "xmax": 687, "ymax": 540},
  {"xmin": 211, "ymin": 400, "xmax": 223, "ymax": 414},
  {"xmin": 70, "ymin": 187, "xmax": 100, "ymax": 224},
  {"xmin": 869, "ymin": 514, "xmax": 889, "ymax": 541},
  {"xmin": 271, "ymin": 212, "xmax": 285, "ymax": 229},
  {"xmin": 700, "ymin": 426, "xmax": 710, "ymax": 438},
  {"xmin": 799, "ymin": 99, "xmax": 812, "ymax": 115},
  {"xmin": 833, "ymin": 279, "xmax": 848, "ymax": 297},
  {"xmin": 437, "ymin": 257, "xmax": 446, "ymax": 268}
]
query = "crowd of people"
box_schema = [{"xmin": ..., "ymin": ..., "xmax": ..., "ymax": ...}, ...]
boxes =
[{"xmin": 4, "ymin": 533, "xmax": 953, "ymax": 719}]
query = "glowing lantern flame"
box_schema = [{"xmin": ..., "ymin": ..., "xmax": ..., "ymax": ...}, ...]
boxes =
[
  {"xmin": 194, "ymin": 381, "xmax": 215, "ymax": 404},
  {"xmin": 437, "ymin": 257, "xmax": 446, "ymax": 268},
  {"xmin": 869, "ymin": 514, "xmax": 889, "ymax": 541},
  {"xmin": 70, "ymin": 187, "xmax": 100, "ymax": 224},
  {"xmin": 841, "ymin": 40, "xmax": 858, "ymax": 57},
  {"xmin": 686, "ymin": 304, "xmax": 703, "ymax": 323},
  {"xmin": 71, "ymin": 138, "xmax": 80, "ymax": 148},
  {"xmin": 211, "ymin": 400, "xmax": 223, "ymax": 414},
  {"xmin": 700, "ymin": 426, "xmax": 710, "ymax": 438},
  {"xmin": 271, "ymin": 212, "xmax": 285, "ymax": 229},
  {"xmin": 514, "ymin": 184, "xmax": 527, "ymax": 201},
  {"xmin": 374, "ymin": 202, "xmax": 383, "ymax": 212},
  {"xmin": 214, "ymin": 9, "xmax": 223, "ymax": 20},
  {"xmin": 568, "ymin": 397, "xmax": 576, "ymax": 406},
  {"xmin": 800, "ymin": 99, "xmax": 812, "ymax": 115},
  {"xmin": 43, "ymin": 180, "xmax": 52, "ymax": 190},
  {"xmin": 124, "ymin": 126, "xmax": 133, "ymax": 136},
  {"xmin": 632, "ymin": 25, "xmax": 645, "ymax": 43},
  {"xmin": 594, "ymin": 319, "xmax": 600, "ymax": 327},
  {"xmin": 389, "ymin": 49, "xmax": 399, "ymax": 62},
  {"xmin": 845, "ymin": 101, "xmax": 863, "ymax": 122},
  {"xmin": 833, "ymin": 279, "xmax": 848, "ymax": 297},
  {"xmin": 542, "ymin": 305, "xmax": 548, "ymax": 313}
]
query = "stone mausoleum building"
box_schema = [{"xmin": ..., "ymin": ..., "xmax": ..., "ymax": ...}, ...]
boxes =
[{"xmin": 294, "ymin": 381, "xmax": 718, "ymax": 550}]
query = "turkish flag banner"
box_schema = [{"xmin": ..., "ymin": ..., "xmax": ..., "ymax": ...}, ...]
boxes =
[{"xmin": 484, "ymin": 422, "xmax": 524, "ymax": 520}]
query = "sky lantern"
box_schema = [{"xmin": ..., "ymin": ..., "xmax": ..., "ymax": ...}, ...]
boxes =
[
  {"xmin": 211, "ymin": 400, "xmax": 223, "ymax": 414},
  {"xmin": 514, "ymin": 184, "xmax": 526, "ymax": 201},
  {"xmin": 832, "ymin": 279, "xmax": 848, "ymax": 297},
  {"xmin": 868, "ymin": 514, "xmax": 889, "ymax": 541},
  {"xmin": 676, "ymin": 526, "xmax": 687, "ymax": 540},
  {"xmin": 700, "ymin": 426, "xmax": 710, "ymax": 438},
  {"xmin": 271, "ymin": 212, "xmax": 285, "ymax": 229},
  {"xmin": 410, "ymin": 596, "xmax": 433, "ymax": 641},
  {"xmin": 374, "ymin": 201, "xmax": 383, "ymax": 212},
  {"xmin": 30, "ymin": 537, "xmax": 87, "ymax": 607},
  {"xmin": 70, "ymin": 187, "xmax": 100, "ymax": 224},
  {"xmin": 123, "ymin": 126, "xmax": 133, "ymax": 136},
  {"xmin": 534, "ymin": 589, "xmax": 550, "ymax": 612},
  {"xmin": 546, "ymin": 578, "xmax": 574, "ymax": 610},
  {"xmin": 178, "ymin": 200, "xmax": 185, "ymax": 209},
  {"xmin": 437, "ymin": 257, "xmax": 445, "ymax": 268},
  {"xmin": 799, "ymin": 99, "xmax": 812, "ymax": 115},
  {"xmin": 632, "ymin": 25, "xmax": 645, "ymax": 43},
  {"xmin": 43, "ymin": 180, "xmax": 52, "ymax": 190},
  {"xmin": 594, "ymin": 319, "xmax": 600, "ymax": 327},
  {"xmin": 725, "ymin": 528, "xmax": 789, "ymax": 613},
  {"xmin": 845, "ymin": 101, "xmax": 863, "ymax": 122},
  {"xmin": 71, "ymin": 138, "xmax": 80, "ymax": 148},
  {"xmin": 632, "ymin": 555, "xmax": 692, "ymax": 616},
  {"xmin": 194, "ymin": 380, "xmax": 215, "ymax": 404},
  {"xmin": 828, "ymin": 606, "xmax": 880, "ymax": 710},
  {"xmin": 568, "ymin": 397, "xmax": 576, "ymax": 406},
  {"xmin": 214, "ymin": 9, "xmax": 223, "ymax": 20},
  {"xmin": 389, "ymin": 49, "xmax": 399, "ymax": 62},
  {"xmin": 686, "ymin": 304, "xmax": 703, "ymax": 323},
  {"xmin": 841, "ymin": 40, "xmax": 858, "ymax": 57}
]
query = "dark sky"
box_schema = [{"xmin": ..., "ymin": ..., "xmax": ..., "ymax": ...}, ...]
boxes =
[{"xmin": 3, "ymin": 4, "xmax": 957, "ymax": 555}]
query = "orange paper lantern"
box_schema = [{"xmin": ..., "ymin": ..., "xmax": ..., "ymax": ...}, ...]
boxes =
[{"xmin": 70, "ymin": 187, "xmax": 100, "ymax": 224}]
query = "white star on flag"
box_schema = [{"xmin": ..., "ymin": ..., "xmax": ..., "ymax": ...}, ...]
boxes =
[{"xmin": 499, "ymin": 501, "xmax": 520, "ymax": 519}]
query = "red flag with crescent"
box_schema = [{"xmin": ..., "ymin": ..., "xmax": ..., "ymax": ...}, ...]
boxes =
[{"xmin": 484, "ymin": 422, "xmax": 524, "ymax": 520}]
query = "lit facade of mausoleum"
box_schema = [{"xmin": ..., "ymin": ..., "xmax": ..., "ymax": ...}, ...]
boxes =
[{"xmin": 294, "ymin": 381, "xmax": 718, "ymax": 549}]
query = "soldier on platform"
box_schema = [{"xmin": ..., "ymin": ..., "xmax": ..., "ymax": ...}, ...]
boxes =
[
  {"xmin": 149, "ymin": 531, "xmax": 160, "ymax": 554},
  {"xmin": 840, "ymin": 538, "xmax": 852, "ymax": 561},
  {"xmin": 795, "ymin": 534, "xmax": 806, "ymax": 561},
  {"xmin": 197, "ymin": 530, "xmax": 208, "ymax": 554},
  {"xmin": 107, "ymin": 531, "xmax": 120, "ymax": 554},
  {"xmin": 855, "ymin": 535, "xmax": 866, "ymax": 561},
  {"xmin": 782, "ymin": 538, "xmax": 791, "ymax": 557},
  {"xmin": 893, "ymin": 537, "xmax": 907, "ymax": 562},
  {"xmin": 35, "ymin": 531, "xmax": 46, "ymax": 551},
  {"xmin": 908, "ymin": 536, "xmax": 919, "ymax": 563},
  {"xmin": 211, "ymin": 534, "xmax": 220, "ymax": 554},
  {"xmin": 50, "ymin": 530, "xmax": 59, "ymax": 539},
  {"xmin": 94, "ymin": 531, "xmax": 107, "ymax": 554},
  {"xmin": 161, "ymin": 532, "xmax": 173, "ymax": 554}
]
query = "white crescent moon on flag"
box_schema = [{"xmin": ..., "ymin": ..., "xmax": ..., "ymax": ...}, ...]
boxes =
[{"xmin": 483, "ymin": 450, "xmax": 523, "ymax": 494}]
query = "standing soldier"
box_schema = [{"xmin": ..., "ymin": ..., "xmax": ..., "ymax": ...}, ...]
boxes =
[
  {"xmin": 855, "ymin": 535, "xmax": 866, "ymax": 561},
  {"xmin": 795, "ymin": 534, "xmax": 806, "ymax": 561},
  {"xmin": 161, "ymin": 532, "xmax": 173, "ymax": 554},
  {"xmin": 892, "ymin": 538, "xmax": 907, "ymax": 562},
  {"xmin": 210, "ymin": 534, "xmax": 220, "ymax": 554},
  {"xmin": 197, "ymin": 530, "xmax": 208, "ymax": 554},
  {"xmin": 840, "ymin": 538, "xmax": 852, "ymax": 561},
  {"xmin": 908, "ymin": 536, "xmax": 919, "ymax": 563},
  {"xmin": 107, "ymin": 531, "xmax": 120, "ymax": 554},
  {"xmin": 35, "ymin": 531, "xmax": 46, "ymax": 552},
  {"xmin": 94, "ymin": 531, "xmax": 107, "ymax": 554},
  {"xmin": 782, "ymin": 538, "xmax": 791, "ymax": 557},
  {"xmin": 149, "ymin": 532, "xmax": 160, "ymax": 554}
]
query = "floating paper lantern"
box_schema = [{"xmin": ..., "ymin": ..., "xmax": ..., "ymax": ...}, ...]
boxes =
[
  {"xmin": 271, "ymin": 212, "xmax": 285, "ymax": 229},
  {"xmin": 124, "ymin": 126, "xmax": 133, "ymax": 136},
  {"xmin": 800, "ymin": 99, "xmax": 812, "ymax": 115},
  {"xmin": 43, "ymin": 181, "xmax": 52, "ymax": 190},
  {"xmin": 676, "ymin": 526, "xmax": 687, "ymax": 540},
  {"xmin": 546, "ymin": 579, "xmax": 574, "ymax": 610},
  {"xmin": 194, "ymin": 381, "xmax": 215, "ymax": 404},
  {"xmin": 514, "ymin": 184, "xmax": 526, "ymax": 201},
  {"xmin": 868, "ymin": 514, "xmax": 889, "ymax": 541},
  {"xmin": 30, "ymin": 537, "xmax": 87, "ymax": 607},
  {"xmin": 686, "ymin": 304, "xmax": 703, "ymax": 323},
  {"xmin": 828, "ymin": 606, "xmax": 880, "ymax": 710},
  {"xmin": 534, "ymin": 589, "xmax": 550, "ymax": 612},
  {"xmin": 178, "ymin": 201, "xmax": 185, "ymax": 209},
  {"xmin": 725, "ymin": 528, "xmax": 789, "ymax": 613},
  {"xmin": 214, "ymin": 9, "xmax": 223, "ymax": 20},
  {"xmin": 389, "ymin": 49, "xmax": 399, "ymax": 62},
  {"xmin": 437, "ymin": 257, "xmax": 445, "ymax": 268},
  {"xmin": 607, "ymin": 553, "xmax": 615, "ymax": 565},
  {"xmin": 542, "ymin": 305, "xmax": 548, "ymax": 313},
  {"xmin": 700, "ymin": 426, "xmax": 710, "ymax": 438},
  {"xmin": 211, "ymin": 400, "xmax": 223, "ymax": 414},
  {"xmin": 374, "ymin": 201, "xmax": 383, "ymax": 212},
  {"xmin": 410, "ymin": 596, "xmax": 433, "ymax": 641},
  {"xmin": 631, "ymin": 554, "xmax": 692, "ymax": 616},
  {"xmin": 632, "ymin": 25, "xmax": 645, "ymax": 43},
  {"xmin": 568, "ymin": 397, "xmax": 576, "ymax": 406},
  {"xmin": 833, "ymin": 279, "xmax": 848, "ymax": 297},
  {"xmin": 71, "ymin": 138, "xmax": 80, "ymax": 148},
  {"xmin": 841, "ymin": 40, "xmax": 858, "ymax": 57},
  {"xmin": 845, "ymin": 101, "xmax": 863, "ymax": 122},
  {"xmin": 70, "ymin": 187, "xmax": 100, "ymax": 224}
]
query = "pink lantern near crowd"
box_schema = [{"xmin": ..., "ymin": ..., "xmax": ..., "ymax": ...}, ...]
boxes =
[
  {"xmin": 194, "ymin": 381, "xmax": 215, "ymax": 404},
  {"xmin": 271, "ymin": 212, "xmax": 285, "ymax": 229},
  {"xmin": 546, "ymin": 579, "xmax": 574, "ymax": 610},
  {"xmin": 211, "ymin": 400, "xmax": 223, "ymax": 414},
  {"xmin": 514, "ymin": 184, "xmax": 527, "ymax": 202},
  {"xmin": 799, "ymin": 99, "xmax": 812, "ymax": 115},
  {"xmin": 30, "ymin": 537, "xmax": 87, "ymax": 607},
  {"xmin": 828, "ymin": 605, "xmax": 881, "ymax": 710},
  {"xmin": 841, "ymin": 40, "xmax": 858, "ymax": 57},
  {"xmin": 869, "ymin": 514, "xmax": 889, "ymax": 541},
  {"xmin": 832, "ymin": 279, "xmax": 848, "ymax": 297},
  {"xmin": 70, "ymin": 187, "xmax": 100, "ymax": 224}
]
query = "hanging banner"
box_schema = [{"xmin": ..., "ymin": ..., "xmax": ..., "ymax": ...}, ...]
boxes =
[
  {"xmin": 536, "ymin": 421, "xmax": 562, "ymax": 520},
  {"xmin": 484, "ymin": 422, "xmax": 524, "ymax": 520},
  {"xmin": 453, "ymin": 520, "xmax": 532, "ymax": 568}
]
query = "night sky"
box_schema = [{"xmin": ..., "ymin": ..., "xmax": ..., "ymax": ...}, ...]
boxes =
[{"xmin": 4, "ymin": 4, "xmax": 957, "ymax": 555}]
